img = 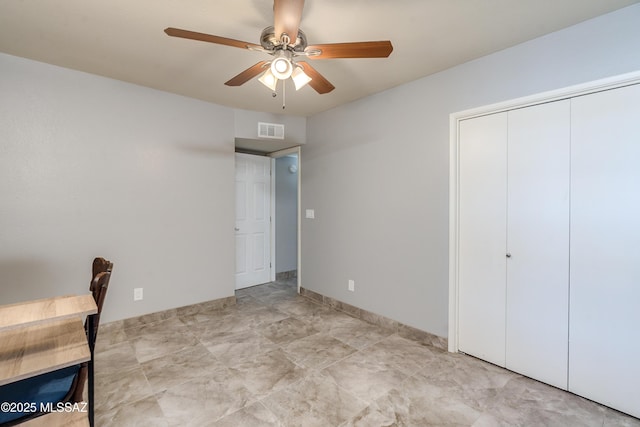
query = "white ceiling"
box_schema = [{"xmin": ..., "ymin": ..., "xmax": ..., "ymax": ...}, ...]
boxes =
[{"xmin": 1, "ymin": 0, "xmax": 638, "ymax": 117}]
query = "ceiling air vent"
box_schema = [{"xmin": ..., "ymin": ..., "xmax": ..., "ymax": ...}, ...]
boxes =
[{"xmin": 258, "ymin": 122, "xmax": 285, "ymax": 140}]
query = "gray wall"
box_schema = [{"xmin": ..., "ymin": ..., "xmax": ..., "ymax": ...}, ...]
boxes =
[
  {"xmin": 302, "ymin": 4, "xmax": 640, "ymax": 338},
  {"xmin": 275, "ymin": 156, "xmax": 298, "ymax": 274},
  {"xmin": 2, "ymin": 4, "xmax": 639, "ymax": 330},
  {"xmin": 0, "ymin": 53, "xmax": 236, "ymax": 323},
  {"xmin": 234, "ymin": 108, "xmax": 306, "ymax": 146}
]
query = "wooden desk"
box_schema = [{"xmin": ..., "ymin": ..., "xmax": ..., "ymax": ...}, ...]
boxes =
[
  {"xmin": 0, "ymin": 294, "xmax": 97, "ymax": 331},
  {"xmin": 0, "ymin": 294, "xmax": 97, "ymax": 426},
  {"xmin": 0, "ymin": 317, "xmax": 91, "ymax": 386}
]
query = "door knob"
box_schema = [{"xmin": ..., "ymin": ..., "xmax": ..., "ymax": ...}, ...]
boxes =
[
  {"xmin": 234, "ymin": 227, "xmax": 240, "ymax": 231},
  {"xmin": 506, "ymin": 253, "xmax": 511, "ymax": 258}
]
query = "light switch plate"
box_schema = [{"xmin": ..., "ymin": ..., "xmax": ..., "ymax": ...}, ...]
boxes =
[{"xmin": 305, "ymin": 209, "xmax": 315, "ymax": 219}]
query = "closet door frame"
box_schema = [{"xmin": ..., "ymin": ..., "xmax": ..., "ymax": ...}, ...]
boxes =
[{"xmin": 448, "ymin": 70, "xmax": 640, "ymax": 353}]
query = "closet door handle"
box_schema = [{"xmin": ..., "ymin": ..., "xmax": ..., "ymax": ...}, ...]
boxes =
[{"xmin": 506, "ymin": 253, "xmax": 512, "ymax": 258}]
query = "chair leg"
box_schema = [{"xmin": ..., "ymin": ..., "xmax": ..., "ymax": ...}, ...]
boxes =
[{"xmin": 88, "ymin": 315, "xmax": 95, "ymax": 427}]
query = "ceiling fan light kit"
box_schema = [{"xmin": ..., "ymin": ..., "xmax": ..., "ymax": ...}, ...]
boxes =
[
  {"xmin": 163, "ymin": 0, "xmax": 393, "ymax": 97},
  {"xmin": 258, "ymin": 68, "xmax": 278, "ymax": 91},
  {"xmin": 291, "ymin": 66, "xmax": 312, "ymax": 90},
  {"xmin": 270, "ymin": 50, "xmax": 294, "ymax": 80}
]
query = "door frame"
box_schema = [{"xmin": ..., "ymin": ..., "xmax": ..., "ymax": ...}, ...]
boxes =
[
  {"xmin": 269, "ymin": 146, "xmax": 302, "ymax": 293},
  {"xmin": 448, "ymin": 70, "xmax": 640, "ymax": 353}
]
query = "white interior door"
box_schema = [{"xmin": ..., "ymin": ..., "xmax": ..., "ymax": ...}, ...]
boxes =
[
  {"xmin": 458, "ymin": 112, "xmax": 508, "ymax": 367},
  {"xmin": 505, "ymin": 100, "xmax": 570, "ymax": 389},
  {"xmin": 569, "ymin": 83, "xmax": 640, "ymax": 418},
  {"xmin": 235, "ymin": 153, "xmax": 271, "ymax": 289}
]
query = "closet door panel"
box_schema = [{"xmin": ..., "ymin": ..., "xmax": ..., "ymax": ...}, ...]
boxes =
[
  {"xmin": 570, "ymin": 83, "xmax": 640, "ymax": 418},
  {"xmin": 458, "ymin": 112, "xmax": 508, "ymax": 367},
  {"xmin": 506, "ymin": 101, "xmax": 570, "ymax": 389}
]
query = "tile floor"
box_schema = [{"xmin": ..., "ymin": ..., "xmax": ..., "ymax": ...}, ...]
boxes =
[{"xmin": 94, "ymin": 279, "xmax": 640, "ymax": 426}]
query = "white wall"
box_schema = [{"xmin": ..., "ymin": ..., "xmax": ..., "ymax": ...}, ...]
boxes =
[
  {"xmin": 275, "ymin": 156, "xmax": 298, "ymax": 273},
  {"xmin": 302, "ymin": 4, "xmax": 640, "ymax": 338},
  {"xmin": 0, "ymin": 53, "xmax": 236, "ymax": 323}
]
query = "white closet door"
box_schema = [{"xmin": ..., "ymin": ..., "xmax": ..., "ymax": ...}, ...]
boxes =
[
  {"xmin": 569, "ymin": 83, "xmax": 640, "ymax": 418},
  {"xmin": 458, "ymin": 112, "xmax": 508, "ymax": 367},
  {"xmin": 505, "ymin": 101, "xmax": 570, "ymax": 389}
]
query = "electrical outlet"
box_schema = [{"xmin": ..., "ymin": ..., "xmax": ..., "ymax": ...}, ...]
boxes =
[
  {"xmin": 134, "ymin": 288, "xmax": 143, "ymax": 301},
  {"xmin": 348, "ymin": 280, "xmax": 355, "ymax": 292}
]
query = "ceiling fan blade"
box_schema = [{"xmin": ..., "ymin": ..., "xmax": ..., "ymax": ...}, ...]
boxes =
[
  {"xmin": 297, "ymin": 61, "xmax": 335, "ymax": 94},
  {"xmin": 164, "ymin": 27, "xmax": 261, "ymax": 50},
  {"xmin": 273, "ymin": 0, "xmax": 304, "ymax": 45},
  {"xmin": 225, "ymin": 61, "xmax": 270, "ymax": 86},
  {"xmin": 306, "ymin": 41, "xmax": 393, "ymax": 59}
]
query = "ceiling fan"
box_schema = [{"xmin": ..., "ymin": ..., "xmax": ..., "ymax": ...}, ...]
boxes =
[{"xmin": 164, "ymin": 0, "xmax": 393, "ymax": 95}]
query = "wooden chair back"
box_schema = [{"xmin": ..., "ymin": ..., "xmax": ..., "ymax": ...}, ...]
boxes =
[
  {"xmin": 69, "ymin": 257, "xmax": 113, "ymax": 403},
  {"xmin": 88, "ymin": 258, "xmax": 113, "ymax": 340}
]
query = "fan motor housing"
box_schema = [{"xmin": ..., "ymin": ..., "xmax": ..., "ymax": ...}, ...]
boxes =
[{"xmin": 260, "ymin": 26, "xmax": 307, "ymax": 52}]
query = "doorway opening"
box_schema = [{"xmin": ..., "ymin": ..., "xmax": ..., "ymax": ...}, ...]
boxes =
[
  {"xmin": 234, "ymin": 143, "xmax": 301, "ymax": 293},
  {"xmin": 271, "ymin": 149, "xmax": 300, "ymax": 292}
]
